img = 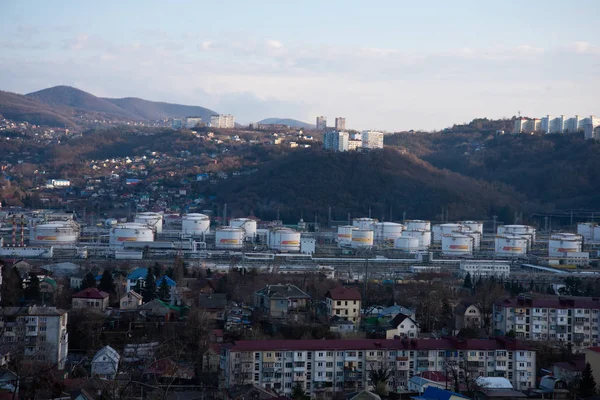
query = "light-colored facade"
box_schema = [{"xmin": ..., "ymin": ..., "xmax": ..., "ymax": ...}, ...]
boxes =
[
  {"xmin": 326, "ymin": 287, "xmax": 362, "ymax": 324},
  {"xmin": 348, "ymin": 139, "xmax": 362, "ymax": 151},
  {"xmin": 185, "ymin": 117, "xmax": 203, "ymax": 129},
  {"xmin": 91, "ymin": 345, "xmax": 120, "ymax": 380},
  {"xmin": 494, "ymin": 296, "xmax": 600, "ymax": 348},
  {"xmin": 385, "ymin": 314, "xmax": 419, "ymax": 339},
  {"xmin": 72, "ymin": 288, "xmax": 110, "ymax": 312},
  {"xmin": 210, "ymin": 114, "xmax": 235, "ymax": 129},
  {"xmin": 335, "ymin": 117, "xmax": 346, "ymax": 131},
  {"xmin": 120, "ymin": 291, "xmax": 143, "ymax": 310},
  {"xmin": 454, "ymin": 303, "xmax": 483, "ymax": 332},
  {"xmin": 219, "ymin": 338, "xmax": 536, "ymax": 397},
  {"xmin": 459, "ymin": 260, "xmax": 510, "ymax": 279},
  {"xmin": 323, "ymin": 131, "xmax": 349, "ymax": 152},
  {"xmin": 0, "ymin": 306, "xmax": 69, "ymax": 370},
  {"xmin": 584, "ymin": 116, "xmax": 600, "ymax": 140},
  {"xmin": 316, "ymin": 116, "xmax": 327, "ymax": 130},
  {"xmin": 361, "ymin": 130, "xmax": 384, "ymax": 149},
  {"xmin": 46, "ymin": 179, "xmax": 71, "ymax": 188}
]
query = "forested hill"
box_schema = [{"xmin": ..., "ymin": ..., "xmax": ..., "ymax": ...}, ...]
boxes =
[{"xmin": 206, "ymin": 147, "xmax": 523, "ymax": 223}]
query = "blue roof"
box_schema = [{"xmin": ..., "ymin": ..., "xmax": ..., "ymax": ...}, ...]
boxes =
[
  {"xmin": 156, "ymin": 276, "xmax": 176, "ymax": 287},
  {"xmin": 412, "ymin": 387, "xmax": 470, "ymax": 400},
  {"xmin": 127, "ymin": 267, "xmax": 148, "ymax": 280}
]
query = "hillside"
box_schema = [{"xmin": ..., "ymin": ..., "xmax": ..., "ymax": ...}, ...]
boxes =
[
  {"xmin": 258, "ymin": 118, "xmax": 315, "ymax": 129},
  {"xmin": 0, "ymin": 90, "xmax": 77, "ymax": 128},
  {"xmin": 103, "ymin": 97, "xmax": 217, "ymax": 122},
  {"xmin": 205, "ymin": 147, "xmax": 523, "ymax": 223},
  {"xmin": 26, "ymin": 86, "xmax": 140, "ymax": 120}
]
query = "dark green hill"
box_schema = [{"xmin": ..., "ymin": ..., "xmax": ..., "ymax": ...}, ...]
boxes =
[
  {"xmin": 103, "ymin": 97, "xmax": 217, "ymax": 122},
  {"xmin": 0, "ymin": 90, "xmax": 77, "ymax": 128}
]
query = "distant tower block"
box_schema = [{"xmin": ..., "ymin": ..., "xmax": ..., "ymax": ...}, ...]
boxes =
[
  {"xmin": 316, "ymin": 116, "xmax": 327, "ymax": 130},
  {"xmin": 335, "ymin": 117, "xmax": 346, "ymax": 130}
]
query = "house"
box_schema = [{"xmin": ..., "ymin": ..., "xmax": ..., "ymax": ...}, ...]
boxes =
[
  {"xmin": 254, "ymin": 284, "xmax": 311, "ymax": 320},
  {"xmin": 126, "ymin": 267, "xmax": 149, "ymax": 292},
  {"xmin": 386, "ymin": 313, "xmax": 420, "ymax": 339},
  {"xmin": 202, "ymin": 343, "xmax": 221, "ymax": 373},
  {"xmin": 70, "ymin": 270, "xmax": 88, "ymax": 289},
  {"xmin": 411, "ymin": 386, "xmax": 470, "ymax": 400},
  {"xmin": 137, "ymin": 299, "xmax": 186, "ymax": 322},
  {"xmin": 552, "ymin": 354, "xmax": 585, "ymax": 382},
  {"xmin": 533, "ymin": 376, "xmax": 570, "ymax": 400},
  {"xmin": 223, "ymin": 384, "xmax": 284, "ymax": 400},
  {"xmin": 71, "ymin": 287, "xmax": 110, "ymax": 312},
  {"xmin": 454, "ymin": 302, "xmax": 483, "ymax": 332},
  {"xmin": 91, "ymin": 345, "xmax": 120, "ymax": 380},
  {"xmin": 348, "ymin": 391, "xmax": 381, "ymax": 400},
  {"xmin": 156, "ymin": 275, "xmax": 177, "ymax": 301},
  {"xmin": 40, "ymin": 277, "xmax": 58, "ymax": 304},
  {"xmin": 408, "ymin": 372, "xmax": 451, "ymax": 394},
  {"xmin": 326, "ymin": 287, "xmax": 362, "ymax": 324},
  {"xmin": 198, "ymin": 293, "xmax": 227, "ymax": 320},
  {"xmin": 473, "ymin": 377, "xmax": 526, "ymax": 399},
  {"xmin": 120, "ymin": 290, "xmax": 143, "ymax": 310},
  {"xmin": 122, "ymin": 342, "xmax": 159, "ymax": 363}
]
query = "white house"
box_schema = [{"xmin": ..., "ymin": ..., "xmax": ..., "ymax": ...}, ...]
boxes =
[
  {"xmin": 91, "ymin": 345, "xmax": 120, "ymax": 380},
  {"xmin": 386, "ymin": 313, "xmax": 420, "ymax": 339},
  {"xmin": 120, "ymin": 291, "xmax": 143, "ymax": 310}
]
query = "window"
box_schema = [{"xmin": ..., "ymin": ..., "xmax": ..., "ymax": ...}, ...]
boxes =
[
  {"xmin": 275, "ymin": 352, "xmax": 282, "ymax": 358},
  {"xmin": 318, "ymin": 352, "xmax": 324, "ymax": 357},
  {"xmin": 327, "ymin": 351, "xmax": 333, "ymax": 357},
  {"xmin": 285, "ymin": 372, "xmax": 292, "ymax": 377},
  {"xmin": 254, "ymin": 373, "xmax": 259, "ymax": 381},
  {"xmin": 326, "ymin": 362, "xmax": 333, "ymax": 368},
  {"xmin": 255, "ymin": 353, "xmax": 260, "ymax": 360},
  {"xmin": 254, "ymin": 364, "xmax": 260, "ymax": 371},
  {"xmin": 337, "ymin": 301, "xmax": 341, "ymax": 306}
]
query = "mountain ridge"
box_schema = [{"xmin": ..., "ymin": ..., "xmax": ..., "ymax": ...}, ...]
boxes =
[{"xmin": 257, "ymin": 118, "xmax": 315, "ymax": 129}]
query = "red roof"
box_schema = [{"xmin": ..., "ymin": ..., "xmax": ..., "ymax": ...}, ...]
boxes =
[
  {"xmin": 419, "ymin": 371, "xmax": 450, "ymax": 383},
  {"xmin": 72, "ymin": 287, "xmax": 109, "ymax": 299},
  {"xmin": 327, "ymin": 287, "xmax": 362, "ymax": 301},
  {"xmin": 226, "ymin": 337, "xmax": 531, "ymax": 352},
  {"xmin": 498, "ymin": 296, "xmax": 600, "ymax": 309},
  {"xmin": 586, "ymin": 347, "xmax": 600, "ymax": 353}
]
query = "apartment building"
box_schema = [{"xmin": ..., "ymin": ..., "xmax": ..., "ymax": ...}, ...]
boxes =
[
  {"xmin": 0, "ymin": 306, "xmax": 69, "ymax": 370},
  {"xmin": 335, "ymin": 117, "xmax": 346, "ymax": 131},
  {"xmin": 361, "ymin": 130, "xmax": 384, "ymax": 149},
  {"xmin": 316, "ymin": 116, "xmax": 327, "ymax": 130},
  {"xmin": 323, "ymin": 131, "xmax": 349, "ymax": 152},
  {"xmin": 219, "ymin": 337, "xmax": 536, "ymax": 398},
  {"xmin": 494, "ymin": 296, "xmax": 600, "ymax": 348},
  {"xmin": 326, "ymin": 287, "xmax": 362, "ymax": 325},
  {"xmin": 210, "ymin": 114, "xmax": 236, "ymax": 129}
]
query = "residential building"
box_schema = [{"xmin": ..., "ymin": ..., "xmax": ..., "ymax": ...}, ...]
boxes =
[
  {"xmin": 0, "ymin": 306, "xmax": 69, "ymax": 370},
  {"xmin": 185, "ymin": 117, "xmax": 203, "ymax": 129},
  {"xmin": 541, "ymin": 115, "xmax": 552, "ymax": 134},
  {"xmin": 72, "ymin": 288, "xmax": 110, "ymax": 312},
  {"xmin": 323, "ymin": 131, "xmax": 349, "ymax": 152},
  {"xmin": 361, "ymin": 130, "xmax": 384, "ymax": 149},
  {"xmin": 91, "ymin": 345, "xmax": 120, "ymax": 380},
  {"xmin": 584, "ymin": 115, "xmax": 600, "ymax": 140},
  {"xmin": 198, "ymin": 293, "xmax": 227, "ymax": 321},
  {"xmin": 335, "ymin": 117, "xmax": 346, "ymax": 131},
  {"xmin": 171, "ymin": 118, "xmax": 184, "ymax": 129},
  {"xmin": 386, "ymin": 313, "xmax": 419, "ymax": 339},
  {"xmin": 210, "ymin": 114, "xmax": 236, "ymax": 129},
  {"xmin": 126, "ymin": 267, "xmax": 148, "ymax": 292},
  {"xmin": 459, "ymin": 260, "xmax": 510, "ymax": 279},
  {"xmin": 316, "ymin": 116, "xmax": 327, "ymax": 130},
  {"xmin": 407, "ymin": 371, "xmax": 451, "ymax": 394},
  {"xmin": 254, "ymin": 284, "xmax": 311, "ymax": 320},
  {"xmin": 348, "ymin": 139, "xmax": 362, "ymax": 151},
  {"xmin": 494, "ymin": 296, "xmax": 600, "ymax": 347},
  {"xmin": 473, "ymin": 376, "xmax": 526, "ymax": 399},
  {"xmin": 454, "ymin": 303, "xmax": 483, "ymax": 332},
  {"xmin": 46, "ymin": 179, "xmax": 71, "ymax": 188},
  {"xmin": 120, "ymin": 290, "xmax": 143, "ymax": 310},
  {"xmin": 218, "ymin": 337, "xmax": 536, "ymax": 397},
  {"xmin": 551, "ymin": 355, "xmax": 585, "ymax": 382},
  {"xmin": 326, "ymin": 287, "xmax": 362, "ymax": 324}
]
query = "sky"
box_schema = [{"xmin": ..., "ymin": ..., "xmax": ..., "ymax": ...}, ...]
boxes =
[{"xmin": 1, "ymin": 0, "xmax": 599, "ymax": 131}]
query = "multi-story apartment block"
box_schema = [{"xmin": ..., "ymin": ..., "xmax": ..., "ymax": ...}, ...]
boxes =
[
  {"xmin": 335, "ymin": 117, "xmax": 346, "ymax": 131},
  {"xmin": 494, "ymin": 296, "xmax": 600, "ymax": 348},
  {"xmin": 459, "ymin": 260, "xmax": 510, "ymax": 279},
  {"xmin": 584, "ymin": 116, "xmax": 600, "ymax": 140},
  {"xmin": 210, "ymin": 114, "xmax": 236, "ymax": 129},
  {"xmin": 348, "ymin": 139, "xmax": 362, "ymax": 151},
  {"xmin": 219, "ymin": 338, "xmax": 535, "ymax": 398},
  {"xmin": 323, "ymin": 131, "xmax": 349, "ymax": 152},
  {"xmin": 361, "ymin": 130, "xmax": 384, "ymax": 149},
  {"xmin": 316, "ymin": 116, "xmax": 327, "ymax": 130},
  {"xmin": 326, "ymin": 287, "xmax": 362, "ymax": 325},
  {"xmin": 0, "ymin": 306, "xmax": 69, "ymax": 370},
  {"xmin": 185, "ymin": 116, "xmax": 203, "ymax": 129},
  {"xmin": 516, "ymin": 114, "xmax": 598, "ymax": 137}
]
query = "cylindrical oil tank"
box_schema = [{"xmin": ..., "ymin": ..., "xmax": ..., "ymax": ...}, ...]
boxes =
[
  {"xmin": 215, "ymin": 226, "xmax": 245, "ymax": 249},
  {"xmin": 374, "ymin": 222, "xmax": 404, "ymax": 243},
  {"xmin": 462, "ymin": 230, "xmax": 481, "ymax": 250},
  {"xmin": 405, "ymin": 220, "xmax": 431, "ymax": 231},
  {"xmin": 352, "ymin": 218, "xmax": 377, "ymax": 231},
  {"xmin": 433, "ymin": 223, "xmax": 464, "ymax": 243},
  {"xmin": 182, "ymin": 213, "xmax": 210, "ymax": 236},
  {"xmin": 549, "ymin": 233, "xmax": 582, "ymax": 257},
  {"xmin": 337, "ymin": 225, "xmax": 358, "ymax": 247},
  {"xmin": 401, "ymin": 229, "xmax": 432, "ymax": 250},
  {"xmin": 441, "ymin": 234, "xmax": 473, "ymax": 256},
  {"xmin": 269, "ymin": 228, "xmax": 301, "ymax": 252},
  {"xmin": 110, "ymin": 223, "xmax": 154, "ymax": 247},
  {"xmin": 134, "ymin": 212, "xmax": 163, "ymax": 233},
  {"xmin": 230, "ymin": 218, "xmax": 257, "ymax": 240},
  {"xmin": 578, "ymin": 222, "xmax": 597, "ymax": 241},
  {"xmin": 394, "ymin": 236, "xmax": 419, "ymax": 252},
  {"xmin": 30, "ymin": 221, "xmax": 80, "ymax": 245},
  {"xmin": 498, "ymin": 225, "xmax": 536, "ymax": 240},
  {"xmin": 495, "ymin": 235, "xmax": 528, "ymax": 257},
  {"xmin": 461, "ymin": 221, "xmax": 483, "ymax": 234},
  {"xmin": 351, "ymin": 229, "xmax": 374, "ymax": 249}
]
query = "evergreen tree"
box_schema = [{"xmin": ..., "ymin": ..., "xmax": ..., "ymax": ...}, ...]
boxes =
[
  {"xmin": 133, "ymin": 280, "xmax": 143, "ymax": 295},
  {"xmin": 81, "ymin": 272, "xmax": 97, "ymax": 290},
  {"xmin": 1, "ymin": 266, "xmax": 23, "ymax": 306},
  {"xmin": 98, "ymin": 270, "xmax": 115, "ymax": 294},
  {"xmin": 143, "ymin": 267, "xmax": 157, "ymax": 302},
  {"xmin": 158, "ymin": 278, "xmax": 170, "ymax": 302},
  {"xmin": 24, "ymin": 274, "xmax": 41, "ymax": 303},
  {"xmin": 463, "ymin": 272, "xmax": 473, "ymax": 289},
  {"xmin": 153, "ymin": 263, "xmax": 162, "ymax": 280},
  {"xmin": 291, "ymin": 382, "xmax": 309, "ymax": 400},
  {"xmin": 579, "ymin": 362, "xmax": 597, "ymax": 398}
]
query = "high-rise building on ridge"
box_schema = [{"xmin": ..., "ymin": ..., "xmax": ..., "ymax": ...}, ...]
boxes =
[
  {"xmin": 361, "ymin": 130, "xmax": 384, "ymax": 149},
  {"xmin": 585, "ymin": 116, "xmax": 600, "ymax": 139},
  {"xmin": 184, "ymin": 117, "xmax": 203, "ymax": 129},
  {"xmin": 316, "ymin": 116, "xmax": 327, "ymax": 130},
  {"xmin": 323, "ymin": 131, "xmax": 349, "ymax": 152},
  {"xmin": 515, "ymin": 114, "xmax": 598, "ymax": 137},
  {"xmin": 335, "ymin": 117, "xmax": 346, "ymax": 130},
  {"xmin": 210, "ymin": 114, "xmax": 235, "ymax": 129}
]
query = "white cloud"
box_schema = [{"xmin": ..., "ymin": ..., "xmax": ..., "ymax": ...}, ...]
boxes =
[{"xmin": 266, "ymin": 39, "xmax": 283, "ymax": 49}]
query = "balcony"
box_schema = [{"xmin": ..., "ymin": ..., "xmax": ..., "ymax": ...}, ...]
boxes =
[
  {"xmin": 293, "ymin": 367, "xmax": 305, "ymax": 373},
  {"xmin": 344, "ymin": 370, "xmax": 361, "ymax": 381}
]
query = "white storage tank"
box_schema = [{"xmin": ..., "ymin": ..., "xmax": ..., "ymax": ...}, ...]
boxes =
[
  {"xmin": 110, "ymin": 223, "xmax": 154, "ymax": 247},
  {"xmin": 441, "ymin": 234, "xmax": 473, "ymax": 256},
  {"xmin": 182, "ymin": 213, "xmax": 210, "ymax": 236},
  {"xmin": 351, "ymin": 229, "xmax": 374, "ymax": 249},
  {"xmin": 352, "ymin": 218, "xmax": 377, "ymax": 231},
  {"xmin": 135, "ymin": 212, "xmax": 163, "ymax": 234},
  {"xmin": 498, "ymin": 225, "xmax": 536, "ymax": 240},
  {"xmin": 462, "ymin": 230, "xmax": 481, "ymax": 250},
  {"xmin": 269, "ymin": 228, "xmax": 301, "ymax": 252},
  {"xmin": 461, "ymin": 221, "xmax": 483, "ymax": 234},
  {"xmin": 495, "ymin": 235, "xmax": 528, "ymax": 257},
  {"xmin": 405, "ymin": 220, "xmax": 431, "ymax": 231},
  {"xmin": 230, "ymin": 218, "xmax": 257, "ymax": 240},
  {"xmin": 394, "ymin": 236, "xmax": 419, "ymax": 252},
  {"xmin": 578, "ymin": 222, "xmax": 597, "ymax": 241},
  {"xmin": 337, "ymin": 225, "xmax": 358, "ymax": 247},
  {"xmin": 549, "ymin": 233, "xmax": 582, "ymax": 257},
  {"xmin": 401, "ymin": 229, "xmax": 432, "ymax": 250},
  {"xmin": 215, "ymin": 226, "xmax": 245, "ymax": 249},
  {"xmin": 30, "ymin": 221, "xmax": 80, "ymax": 245},
  {"xmin": 374, "ymin": 222, "xmax": 404, "ymax": 243},
  {"xmin": 433, "ymin": 223, "xmax": 464, "ymax": 243}
]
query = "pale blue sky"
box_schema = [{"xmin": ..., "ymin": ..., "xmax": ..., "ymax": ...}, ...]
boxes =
[{"xmin": 1, "ymin": 0, "xmax": 599, "ymax": 130}]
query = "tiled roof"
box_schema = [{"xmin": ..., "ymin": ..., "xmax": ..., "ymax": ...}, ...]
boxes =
[
  {"xmin": 73, "ymin": 287, "xmax": 109, "ymax": 299},
  {"xmin": 326, "ymin": 287, "xmax": 362, "ymax": 300}
]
